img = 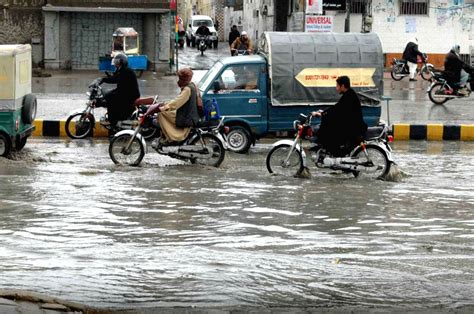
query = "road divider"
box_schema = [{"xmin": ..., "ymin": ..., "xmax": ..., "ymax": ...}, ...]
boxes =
[
  {"xmin": 32, "ymin": 119, "xmax": 474, "ymax": 141},
  {"xmin": 392, "ymin": 124, "xmax": 474, "ymax": 141},
  {"xmin": 32, "ymin": 119, "xmax": 109, "ymax": 137}
]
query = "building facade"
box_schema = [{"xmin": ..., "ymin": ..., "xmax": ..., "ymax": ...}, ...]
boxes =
[{"xmin": 222, "ymin": 0, "xmax": 473, "ymax": 65}]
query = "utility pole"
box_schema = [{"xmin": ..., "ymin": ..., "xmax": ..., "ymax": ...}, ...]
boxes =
[
  {"xmin": 344, "ymin": 0, "xmax": 350, "ymax": 32},
  {"xmin": 169, "ymin": 0, "xmax": 177, "ymax": 73}
]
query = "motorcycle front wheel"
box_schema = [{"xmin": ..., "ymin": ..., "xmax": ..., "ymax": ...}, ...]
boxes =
[
  {"xmin": 390, "ymin": 64, "xmax": 404, "ymax": 81},
  {"xmin": 190, "ymin": 133, "xmax": 225, "ymax": 167},
  {"xmin": 420, "ymin": 64, "xmax": 434, "ymax": 81},
  {"xmin": 428, "ymin": 83, "xmax": 449, "ymax": 105},
  {"xmin": 65, "ymin": 112, "xmax": 94, "ymax": 139},
  {"xmin": 266, "ymin": 144, "xmax": 303, "ymax": 177},
  {"xmin": 352, "ymin": 145, "xmax": 390, "ymax": 179},
  {"xmin": 109, "ymin": 133, "xmax": 145, "ymax": 166}
]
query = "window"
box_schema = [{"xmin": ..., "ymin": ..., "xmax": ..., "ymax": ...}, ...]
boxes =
[
  {"xmin": 350, "ymin": 1, "xmax": 366, "ymax": 14},
  {"xmin": 211, "ymin": 65, "xmax": 259, "ymax": 92},
  {"xmin": 399, "ymin": 0, "xmax": 429, "ymax": 15},
  {"xmin": 193, "ymin": 19, "xmax": 213, "ymax": 27}
]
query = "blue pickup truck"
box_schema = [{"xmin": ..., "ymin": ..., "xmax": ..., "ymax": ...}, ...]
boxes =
[{"xmin": 198, "ymin": 32, "xmax": 384, "ymax": 153}]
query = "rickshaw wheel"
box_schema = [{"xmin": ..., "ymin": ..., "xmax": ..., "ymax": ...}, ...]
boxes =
[
  {"xmin": 0, "ymin": 133, "xmax": 12, "ymax": 157},
  {"xmin": 135, "ymin": 70, "xmax": 144, "ymax": 78}
]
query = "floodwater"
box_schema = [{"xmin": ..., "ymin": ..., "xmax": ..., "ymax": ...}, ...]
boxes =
[{"xmin": 1, "ymin": 139, "xmax": 473, "ymax": 310}]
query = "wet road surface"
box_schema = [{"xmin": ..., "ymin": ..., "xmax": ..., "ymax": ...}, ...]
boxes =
[{"xmin": 1, "ymin": 139, "xmax": 473, "ymax": 310}]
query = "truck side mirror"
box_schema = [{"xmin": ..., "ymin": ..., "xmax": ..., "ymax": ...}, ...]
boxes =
[{"xmin": 213, "ymin": 81, "xmax": 221, "ymax": 92}]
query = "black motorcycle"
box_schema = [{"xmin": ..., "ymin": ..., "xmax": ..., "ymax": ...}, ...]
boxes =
[
  {"xmin": 427, "ymin": 69, "xmax": 473, "ymax": 105},
  {"xmin": 65, "ymin": 79, "xmax": 158, "ymax": 139},
  {"xmin": 266, "ymin": 113, "xmax": 394, "ymax": 179},
  {"xmin": 109, "ymin": 106, "xmax": 226, "ymax": 167},
  {"xmin": 196, "ymin": 35, "xmax": 211, "ymax": 56},
  {"xmin": 391, "ymin": 54, "xmax": 434, "ymax": 81}
]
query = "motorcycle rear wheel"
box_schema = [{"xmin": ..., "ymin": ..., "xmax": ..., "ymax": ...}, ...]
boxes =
[
  {"xmin": 190, "ymin": 133, "xmax": 225, "ymax": 167},
  {"xmin": 352, "ymin": 145, "xmax": 390, "ymax": 179},
  {"xmin": 390, "ymin": 64, "xmax": 404, "ymax": 81},
  {"xmin": 65, "ymin": 112, "xmax": 94, "ymax": 139},
  {"xmin": 428, "ymin": 83, "xmax": 449, "ymax": 105},
  {"xmin": 266, "ymin": 144, "xmax": 303, "ymax": 177},
  {"xmin": 109, "ymin": 133, "xmax": 145, "ymax": 166}
]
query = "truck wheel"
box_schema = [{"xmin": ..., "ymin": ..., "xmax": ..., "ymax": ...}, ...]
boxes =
[
  {"xmin": 0, "ymin": 133, "xmax": 12, "ymax": 157},
  {"xmin": 191, "ymin": 37, "xmax": 196, "ymax": 47},
  {"xmin": 22, "ymin": 94, "xmax": 37, "ymax": 125},
  {"xmin": 213, "ymin": 40, "xmax": 218, "ymax": 49},
  {"xmin": 227, "ymin": 126, "xmax": 252, "ymax": 154}
]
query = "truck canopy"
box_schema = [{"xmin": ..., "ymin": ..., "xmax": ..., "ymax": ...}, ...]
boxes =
[{"xmin": 260, "ymin": 32, "xmax": 384, "ymax": 107}]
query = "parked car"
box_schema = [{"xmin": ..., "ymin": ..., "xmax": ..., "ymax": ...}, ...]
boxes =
[
  {"xmin": 186, "ymin": 15, "xmax": 218, "ymax": 48},
  {"xmin": 0, "ymin": 44, "xmax": 36, "ymax": 157}
]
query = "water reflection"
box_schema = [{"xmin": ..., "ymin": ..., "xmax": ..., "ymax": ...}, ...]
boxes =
[{"xmin": 0, "ymin": 140, "xmax": 473, "ymax": 309}]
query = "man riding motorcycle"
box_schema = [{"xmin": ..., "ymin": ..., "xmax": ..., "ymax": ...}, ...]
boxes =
[
  {"xmin": 195, "ymin": 21, "xmax": 211, "ymax": 49},
  {"xmin": 444, "ymin": 44, "xmax": 473, "ymax": 96},
  {"xmin": 311, "ymin": 76, "xmax": 367, "ymax": 157},
  {"xmin": 100, "ymin": 53, "xmax": 140, "ymax": 126},
  {"xmin": 135, "ymin": 68, "xmax": 200, "ymax": 147},
  {"xmin": 230, "ymin": 31, "xmax": 253, "ymax": 56}
]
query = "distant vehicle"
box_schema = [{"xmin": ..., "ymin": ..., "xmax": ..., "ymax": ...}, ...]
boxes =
[
  {"xmin": 186, "ymin": 15, "xmax": 218, "ymax": 48},
  {"xmin": 99, "ymin": 27, "xmax": 148, "ymax": 77},
  {"xmin": 0, "ymin": 44, "xmax": 37, "ymax": 157}
]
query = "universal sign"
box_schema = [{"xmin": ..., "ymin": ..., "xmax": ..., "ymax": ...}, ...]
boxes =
[{"xmin": 305, "ymin": 15, "xmax": 334, "ymax": 33}]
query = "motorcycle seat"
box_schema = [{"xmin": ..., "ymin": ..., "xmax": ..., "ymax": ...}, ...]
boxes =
[{"xmin": 365, "ymin": 126, "xmax": 385, "ymax": 140}]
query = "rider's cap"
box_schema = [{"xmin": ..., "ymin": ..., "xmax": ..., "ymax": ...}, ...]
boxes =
[
  {"xmin": 451, "ymin": 44, "xmax": 460, "ymax": 54},
  {"xmin": 241, "ymin": 31, "xmax": 248, "ymax": 36}
]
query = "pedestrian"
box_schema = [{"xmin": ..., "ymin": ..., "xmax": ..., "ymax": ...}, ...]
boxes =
[
  {"xmin": 228, "ymin": 25, "xmax": 240, "ymax": 47},
  {"xmin": 402, "ymin": 37, "xmax": 425, "ymax": 81}
]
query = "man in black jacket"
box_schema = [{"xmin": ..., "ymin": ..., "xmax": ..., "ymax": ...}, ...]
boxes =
[
  {"xmin": 402, "ymin": 37, "xmax": 425, "ymax": 81},
  {"xmin": 444, "ymin": 44, "xmax": 473, "ymax": 96},
  {"xmin": 312, "ymin": 76, "xmax": 368, "ymax": 156},
  {"xmin": 101, "ymin": 53, "xmax": 140, "ymax": 126},
  {"xmin": 228, "ymin": 25, "xmax": 240, "ymax": 47}
]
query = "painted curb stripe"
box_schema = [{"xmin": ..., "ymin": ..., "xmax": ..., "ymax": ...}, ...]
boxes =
[
  {"xmin": 32, "ymin": 119, "xmax": 110, "ymax": 138},
  {"xmin": 393, "ymin": 124, "xmax": 472, "ymax": 140}
]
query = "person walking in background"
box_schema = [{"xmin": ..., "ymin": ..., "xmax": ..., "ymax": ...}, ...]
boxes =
[
  {"xmin": 402, "ymin": 37, "xmax": 425, "ymax": 82},
  {"xmin": 228, "ymin": 25, "xmax": 240, "ymax": 47}
]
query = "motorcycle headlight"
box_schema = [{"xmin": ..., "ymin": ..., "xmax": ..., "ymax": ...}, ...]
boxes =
[{"xmin": 293, "ymin": 120, "xmax": 300, "ymax": 131}]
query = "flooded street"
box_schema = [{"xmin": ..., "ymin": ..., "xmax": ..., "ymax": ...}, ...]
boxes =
[{"xmin": 1, "ymin": 140, "xmax": 473, "ymax": 310}]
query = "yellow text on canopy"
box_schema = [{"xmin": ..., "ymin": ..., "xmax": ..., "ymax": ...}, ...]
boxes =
[{"xmin": 295, "ymin": 68, "xmax": 376, "ymax": 88}]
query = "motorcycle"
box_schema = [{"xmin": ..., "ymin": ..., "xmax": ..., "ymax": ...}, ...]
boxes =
[
  {"xmin": 108, "ymin": 105, "xmax": 226, "ymax": 167},
  {"xmin": 427, "ymin": 69, "xmax": 473, "ymax": 105},
  {"xmin": 196, "ymin": 35, "xmax": 210, "ymax": 56},
  {"xmin": 266, "ymin": 113, "xmax": 394, "ymax": 179},
  {"xmin": 65, "ymin": 78, "xmax": 158, "ymax": 140},
  {"xmin": 391, "ymin": 53, "xmax": 434, "ymax": 81}
]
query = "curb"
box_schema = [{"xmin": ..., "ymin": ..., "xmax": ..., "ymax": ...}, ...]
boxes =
[
  {"xmin": 392, "ymin": 123, "xmax": 474, "ymax": 140},
  {"xmin": 32, "ymin": 119, "xmax": 109, "ymax": 138},
  {"xmin": 31, "ymin": 119, "xmax": 474, "ymax": 141}
]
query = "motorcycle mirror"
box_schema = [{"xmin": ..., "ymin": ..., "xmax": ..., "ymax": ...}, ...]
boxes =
[{"xmin": 213, "ymin": 81, "xmax": 221, "ymax": 92}]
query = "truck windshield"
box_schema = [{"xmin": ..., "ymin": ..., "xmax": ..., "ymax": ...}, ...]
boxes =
[{"xmin": 198, "ymin": 61, "xmax": 223, "ymax": 92}]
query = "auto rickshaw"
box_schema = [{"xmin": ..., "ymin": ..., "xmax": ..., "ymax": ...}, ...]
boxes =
[
  {"xmin": 0, "ymin": 44, "xmax": 37, "ymax": 157},
  {"xmin": 99, "ymin": 27, "xmax": 148, "ymax": 77}
]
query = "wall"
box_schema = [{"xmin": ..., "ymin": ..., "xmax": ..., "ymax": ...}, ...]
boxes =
[
  {"xmin": 241, "ymin": 0, "xmax": 274, "ymax": 46},
  {"xmin": 0, "ymin": 0, "xmax": 45, "ymax": 66}
]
